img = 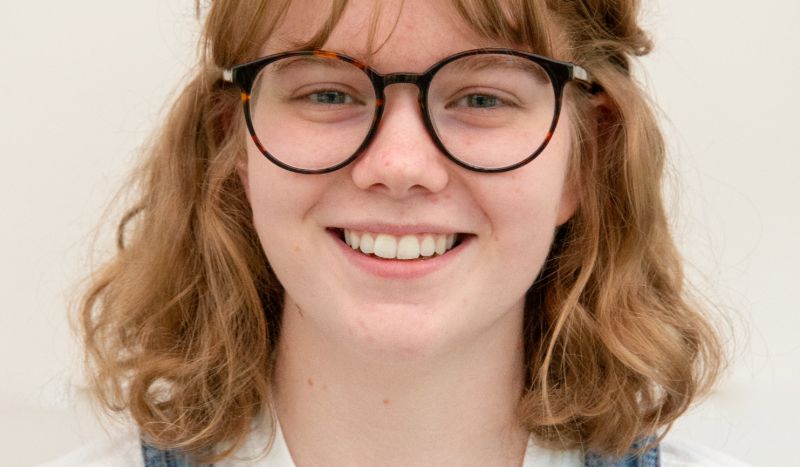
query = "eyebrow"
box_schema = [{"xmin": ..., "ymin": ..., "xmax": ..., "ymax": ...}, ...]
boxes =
[
  {"xmin": 443, "ymin": 55, "xmax": 545, "ymax": 75},
  {"xmin": 269, "ymin": 54, "xmax": 358, "ymax": 75},
  {"xmin": 268, "ymin": 50, "xmax": 549, "ymax": 83}
]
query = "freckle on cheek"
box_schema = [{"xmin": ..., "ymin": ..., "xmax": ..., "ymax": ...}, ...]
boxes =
[
  {"xmin": 307, "ymin": 378, "xmax": 314, "ymax": 387},
  {"xmin": 383, "ymin": 399, "xmax": 391, "ymax": 406}
]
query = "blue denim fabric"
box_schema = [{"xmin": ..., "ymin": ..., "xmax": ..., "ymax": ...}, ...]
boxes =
[
  {"xmin": 141, "ymin": 442, "xmax": 203, "ymax": 467},
  {"xmin": 584, "ymin": 437, "xmax": 660, "ymax": 467},
  {"xmin": 141, "ymin": 437, "xmax": 660, "ymax": 466}
]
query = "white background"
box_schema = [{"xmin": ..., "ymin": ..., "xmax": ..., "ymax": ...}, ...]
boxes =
[{"xmin": 1, "ymin": 1, "xmax": 798, "ymax": 465}]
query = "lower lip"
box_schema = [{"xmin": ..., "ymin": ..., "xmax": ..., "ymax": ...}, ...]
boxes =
[{"xmin": 328, "ymin": 230, "xmax": 471, "ymax": 279}]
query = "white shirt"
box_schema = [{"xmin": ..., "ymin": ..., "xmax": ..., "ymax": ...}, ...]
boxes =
[{"xmin": 40, "ymin": 423, "xmax": 753, "ymax": 467}]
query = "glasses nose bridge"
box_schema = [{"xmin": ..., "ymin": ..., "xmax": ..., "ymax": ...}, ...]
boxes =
[
  {"xmin": 378, "ymin": 72, "xmax": 427, "ymax": 95},
  {"xmin": 374, "ymin": 72, "xmax": 430, "ymax": 124}
]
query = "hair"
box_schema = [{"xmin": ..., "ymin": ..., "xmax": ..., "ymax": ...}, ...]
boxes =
[{"xmin": 79, "ymin": 0, "xmax": 724, "ymax": 463}]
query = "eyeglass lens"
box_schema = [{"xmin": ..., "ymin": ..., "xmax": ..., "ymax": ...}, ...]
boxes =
[{"xmin": 248, "ymin": 53, "xmax": 556, "ymax": 171}]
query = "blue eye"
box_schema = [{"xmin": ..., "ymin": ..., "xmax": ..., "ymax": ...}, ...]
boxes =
[
  {"xmin": 308, "ymin": 90, "xmax": 354, "ymax": 105},
  {"xmin": 458, "ymin": 94, "xmax": 502, "ymax": 108}
]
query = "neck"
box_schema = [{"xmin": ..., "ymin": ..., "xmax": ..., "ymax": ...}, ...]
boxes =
[{"xmin": 273, "ymin": 298, "xmax": 530, "ymax": 467}]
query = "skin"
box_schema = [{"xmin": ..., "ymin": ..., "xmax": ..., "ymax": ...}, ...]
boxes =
[{"xmin": 238, "ymin": 1, "xmax": 578, "ymax": 465}]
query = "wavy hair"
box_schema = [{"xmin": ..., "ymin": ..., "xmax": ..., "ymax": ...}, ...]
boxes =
[{"xmin": 79, "ymin": 0, "xmax": 724, "ymax": 462}]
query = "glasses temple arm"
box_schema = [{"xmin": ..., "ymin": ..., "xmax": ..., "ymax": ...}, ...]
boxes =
[
  {"xmin": 222, "ymin": 69, "xmax": 234, "ymax": 83},
  {"xmin": 570, "ymin": 64, "xmax": 603, "ymax": 94}
]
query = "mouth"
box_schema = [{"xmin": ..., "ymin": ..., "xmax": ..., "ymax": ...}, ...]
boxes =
[{"xmin": 328, "ymin": 228, "xmax": 469, "ymax": 260}]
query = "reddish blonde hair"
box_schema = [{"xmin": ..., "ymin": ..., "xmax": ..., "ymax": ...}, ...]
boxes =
[{"xmin": 79, "ymin": 0, "xmax": 723, "ymax": 462}]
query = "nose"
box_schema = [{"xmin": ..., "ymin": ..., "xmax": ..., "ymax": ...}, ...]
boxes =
[{"xmin": 349, "ymin": 85, "xmax": 450, "ymax": 198}]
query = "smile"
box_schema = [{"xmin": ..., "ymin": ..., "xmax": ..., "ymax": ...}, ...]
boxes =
[{"xmin": 333, "ymin": 229, "xmax": 466, "ymax": 260}]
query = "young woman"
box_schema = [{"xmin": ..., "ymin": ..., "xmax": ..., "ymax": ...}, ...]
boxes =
[{"xmin": 56, "ymin": 0, "xmax": 740, "ymax": 465}]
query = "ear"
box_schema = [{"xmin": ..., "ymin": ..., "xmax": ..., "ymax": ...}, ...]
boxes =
[
  {"xmin": 554, "ymin": 113, "xmax": 581, "ymax": 227},
  {"xmin": 555, "ymin": 176, "xmax": 578, "ymax": 226},
  {"xmin": 237, "ymin": 155, "xmax": 251, "ymax": 202},
  {"xmin": 555, "ymin": 90, "xmax": 610, "ymax": 226}
]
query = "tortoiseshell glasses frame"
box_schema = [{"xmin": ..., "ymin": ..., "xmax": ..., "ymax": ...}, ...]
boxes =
[{"xmin": 222, "ymin": 48, "xmax": 594, "ymax": 174}]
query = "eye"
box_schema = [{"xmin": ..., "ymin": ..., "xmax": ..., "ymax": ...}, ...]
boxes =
[
  {"xmin": 444, "ymin": 89, "xmax": 521, "ymax": 112},
  {"xmin": 455, "ymin": 94, "xmax": 503, "ymax": 109},
  {"xmin": 303, "ymin": 89, "xmax": 356, "ymax": 105}
]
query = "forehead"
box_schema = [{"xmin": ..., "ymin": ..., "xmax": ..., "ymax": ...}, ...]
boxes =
[{"xmin": 260, "ymin": 0, "xmax": 528, "ymax": 71}]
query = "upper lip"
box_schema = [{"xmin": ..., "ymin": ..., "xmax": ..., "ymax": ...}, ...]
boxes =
[{"xmin": 331, "ymin": 222, "xmax": 471, "ymax": 236}]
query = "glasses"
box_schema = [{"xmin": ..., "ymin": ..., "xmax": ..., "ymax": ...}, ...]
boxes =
[{"xmin": 223, "ymin": 49, "xmax": 593, "ymax": 174}]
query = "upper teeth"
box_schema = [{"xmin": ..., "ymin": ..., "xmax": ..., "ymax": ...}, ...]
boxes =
[{"xmin": 344, "ymin": 230, "xmax": 458, "ymax": 260}]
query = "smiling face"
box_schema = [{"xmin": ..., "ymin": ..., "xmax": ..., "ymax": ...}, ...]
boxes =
[{"xmin": 239, "ymin": 0, "xmax": 578, "ymax": 360}]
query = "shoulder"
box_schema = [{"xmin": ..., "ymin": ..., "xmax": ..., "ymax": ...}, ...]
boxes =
[
  {"xmin": 37, "ymin": 430, "xmax": 144, "ymax": 467},
  {"xmin": 37, "ymin": 429, "xmax": 752, "ymax": 467},
  {"xmin": 524, "ymin": 435, "xmax": 753, "ymax": 467},
  {"xmin": 660, "ymin": 438, "xmax": 754, "ymax": 467}
]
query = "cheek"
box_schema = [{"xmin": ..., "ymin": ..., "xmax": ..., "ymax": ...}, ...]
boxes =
[
  {"xmin": 477, "ymin": 128, "xmax": 573, "ymax": 276},
  {"xmin": 493, "ymin": 132, "xmax": 572, "ymax": 228},
  {"xmin": 244, "ymin": 147, "xmax": 317, "ymax": 222},
  {"xmin": 487, "ymin": 188, "xmax": 559, "ymax": 282},
  {"xmin": 242, "ymin": 147, "xmax": 320, "ymax": 265}
]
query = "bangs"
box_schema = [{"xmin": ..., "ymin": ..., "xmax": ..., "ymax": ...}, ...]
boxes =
[
  {"xmin": 450, "ymin": 0, "xmax": 556, "ymax": 56},
  {"xmin": 301, "ymin": 0, "xmax": 557, "ymax": 63},
  {"xmin": 293, "ymin": 0, "xmax": 557, "ymax": 56},
  {"xmin": 205, "ymin": 0, "xmax": 559, "ymax": 68}
]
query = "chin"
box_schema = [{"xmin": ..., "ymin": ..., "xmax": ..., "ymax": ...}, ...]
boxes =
[{"xmin": 335, "ymin": 301, "xmax": 455, "ymax": 362}]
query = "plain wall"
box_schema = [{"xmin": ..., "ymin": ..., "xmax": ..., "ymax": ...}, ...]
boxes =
[{"xmin": 1, "ymin": 1, "xmax": 798, "ymax": 465}]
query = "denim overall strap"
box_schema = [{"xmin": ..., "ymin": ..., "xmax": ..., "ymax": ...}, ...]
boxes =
[
  {"xmin": 141, "ymin": 440, "xmax": 210, "ymax": 467},
  {"xmin": 141, "ymin": 436, "xmax": 658, "ymax": 466},
  {"xmin": 584, "ymin": 437, "xmax": 660, "ymax": 467}
]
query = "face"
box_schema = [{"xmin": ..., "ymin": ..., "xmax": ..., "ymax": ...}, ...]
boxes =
[{"xmin": 239, "ymin": 0, "xmax": 577, "ymax": 360}]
